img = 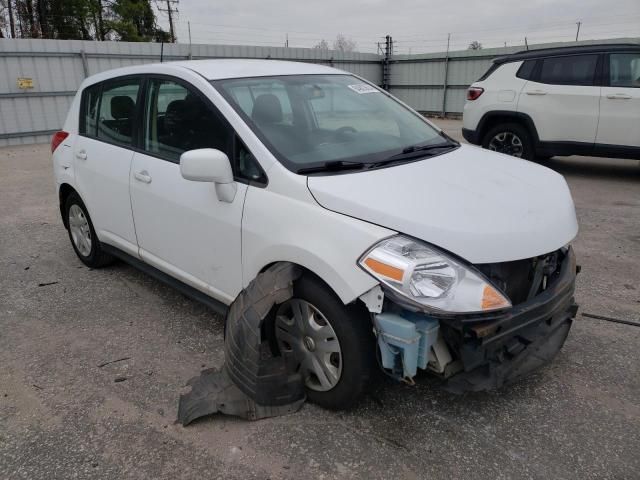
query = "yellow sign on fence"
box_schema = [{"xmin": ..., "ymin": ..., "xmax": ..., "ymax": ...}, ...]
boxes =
[{"xmin": 17, "ymin": 78, "xmax": 34, "ymax": 89}]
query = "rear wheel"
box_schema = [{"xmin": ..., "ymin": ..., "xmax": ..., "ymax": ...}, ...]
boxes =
[
  {"xmin": 64, "ymin": 192, "xmax": 114, "ymax": 268},
  {"xmin": 269, "ymin": 274, "xmax": 376, "ymax": 410},
  {"xmin": 482, "ymin": 122, "xmax": 534, "ymax": 160}
]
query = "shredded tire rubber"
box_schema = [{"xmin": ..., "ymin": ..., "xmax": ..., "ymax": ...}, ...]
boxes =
[{"xmin": 177, "ymin": 263, "xmax": 305, "ymax": 425}]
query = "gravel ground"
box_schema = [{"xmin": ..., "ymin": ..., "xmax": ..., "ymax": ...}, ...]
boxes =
[{"xmin": 1, "ymin": 119, "xmax": 639, "ymax": 479}]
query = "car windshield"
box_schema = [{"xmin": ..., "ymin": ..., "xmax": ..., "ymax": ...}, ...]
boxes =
[{"xmin": 213, "ymin": 74, "xmax": 455, "ymax": 173}]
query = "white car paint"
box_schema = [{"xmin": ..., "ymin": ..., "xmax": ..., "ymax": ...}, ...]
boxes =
[
  {"xmin": 462, "ymin": 61, "xmax": 527, "ymax": 133},
  {"xmin": 53, "ymin": 59, "xmax": 578, "ymax": 309},
  {"xmin": 73, "ymin": 136, "xmax": 139, "ymax": 256},
  {"xmin": 308, "ymin": 144, "xmax": 578, "ymax": 264},
  {"xmin": 130, "ymin": 151, "xmax": 248, "ymax": 304},
  {"xmin": 241, "ymin": 161, "xmax": 394, "ymax": 304},
  {"xmin": 596, "ymin": 85, "xmax": 640, "ymax": 147},
  {"xmin": 516, "ymin": 81, "xmax": 600, "ymax": 143}
]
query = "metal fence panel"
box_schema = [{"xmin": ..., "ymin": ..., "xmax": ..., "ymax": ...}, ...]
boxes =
[
  {"xmin": 0, "ymin": 38, "xmax": 384, "ymax": 146},
  {"xmin": 1, "ymin": 37, "xmax": 638, "ymax": 145}
]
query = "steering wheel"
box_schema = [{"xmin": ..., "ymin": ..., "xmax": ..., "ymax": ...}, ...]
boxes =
[{"xmin": 334, "ymin": 126, "xmax": 358, "ymax": 137}]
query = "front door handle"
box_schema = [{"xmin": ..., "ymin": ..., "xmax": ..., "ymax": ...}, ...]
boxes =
[
  {"xmin": 526, "ymin": 89, "xmax": 547, "ymax": 95},
  {"xmin": 134, "ymin": 170, "xmax": 152, "ymax": 184},
  {"xmin": 75, "ymin": 150, "xmax": 87, "ymax": 160},
  {"xmin": 606, "ymin": 93, "xmax": 632, "ymax": 100}
]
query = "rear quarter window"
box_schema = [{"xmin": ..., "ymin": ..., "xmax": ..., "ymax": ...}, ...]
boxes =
[
  {"xmin": 477, "ymin": 63, "xmax": 500, "ymax": 81},
  {"xmin": 80, "ymin": 84, "xmax": 101, "ymax": 136},
  {"xmin": 516, "ymin": 60, "xmax": 537, "ymax": 80}
]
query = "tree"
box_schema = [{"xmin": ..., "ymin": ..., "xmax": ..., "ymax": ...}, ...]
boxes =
[
  {"xmin": 106, "ymin": 0, "xmax": 157, "ymax": 41},
  {"xmin": 0, "ymin": 0, "xmax": 167, "ymax": 40},
  {"xmin": 468, "ymin": 40, "xmax": 483, "ymax": 50},
  {"xmin": 333, "ymin": 33, "xmax": 357, "ymax": 53},
  {"xmin": 0, "ymin": 0, "xmax": 6, "ymax": 37},
  {"xmin": 313, "ymin": 39, "xmax": 329, "ymax": 51}
]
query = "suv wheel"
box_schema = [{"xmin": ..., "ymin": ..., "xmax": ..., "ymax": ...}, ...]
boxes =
[
  {"xmin": 268, "ymin": 274, "xmax": 376, "ymax": 410},
  {"xmin": 65, "ymin": 192, "xmax": 115, "ymax": 268},
  {"xmin": 482, "ymin": 123, "xmax": 534, "ymax": 160}
]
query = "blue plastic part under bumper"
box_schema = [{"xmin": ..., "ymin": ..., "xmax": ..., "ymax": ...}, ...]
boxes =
[{"xmin": 374, "ymin": 311, "xmax": 439, "ymax": 380}]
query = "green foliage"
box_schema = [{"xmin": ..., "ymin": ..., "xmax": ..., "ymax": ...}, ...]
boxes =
[
  {"xmin": 1, "ymin": 0, "xmax": 170, "ymax": 41},
  {"xmin": 107, "ymin": 0, "xmax": 156, "ymax": 41}
]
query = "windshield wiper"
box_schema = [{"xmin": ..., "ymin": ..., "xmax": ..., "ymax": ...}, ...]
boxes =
[
  {"xmin": 400, "ymin": 141, "xmax": 457, "ymax": 156},
  {"xmin": 369, "ymin": 142, "xmax": 459, "ymax": 169},
  {"xmin": 297, "ymin": 160, "xmax": 366, "ymax": 175}
]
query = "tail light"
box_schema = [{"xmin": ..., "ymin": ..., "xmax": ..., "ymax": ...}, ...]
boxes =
[
  {"xmin": 466, "ymin": 87, "xmax": 484, "ymax": 101},
  {"xmin": 51, "ymin": 131, "xmax": 69, "ymax": 153}
]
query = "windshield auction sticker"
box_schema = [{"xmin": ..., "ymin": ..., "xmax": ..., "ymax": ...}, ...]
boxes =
[{"xmin": 348, "ymin": 84, "xmax": 379, "ymax": 94}]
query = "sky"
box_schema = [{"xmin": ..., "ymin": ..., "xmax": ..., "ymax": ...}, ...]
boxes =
[{"xmin": 155, "ymin": 0, "xmax": 640, "ymax": 54}]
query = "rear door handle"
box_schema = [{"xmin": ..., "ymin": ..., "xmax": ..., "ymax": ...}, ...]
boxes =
[
  {"xmin": 526, "ymin": 90, "xmax": 547, "ymax": 95},
  {"xmin": 606, "ymin": 93, "xmax": 632, "ymax": 100},
  {"xmin": 75, "ymin": 150, "xmax": 87, "ymax": 160},
  {"xmin": 134, "ymin": 170, "xmax": 152, "ymax": 184}
]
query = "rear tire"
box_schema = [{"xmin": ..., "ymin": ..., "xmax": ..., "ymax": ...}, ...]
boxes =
[
  {"xmin": 267, "ymin": 273, "xmax": 376, "ymax": 410},
  {"xmin": 64, "ymin": 192, "xmax": 115, "ymax": 268},
  {"xmin": 482, "ymin": 122, "xmax": 535, "ymax": 160}
]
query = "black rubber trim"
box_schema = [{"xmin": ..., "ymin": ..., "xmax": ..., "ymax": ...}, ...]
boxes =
[
  {"xmin": 440, "ymin": 248, "xmax": 578, "ymax": 393},
  {"xmin": 475, "ymin": 110, "xmax": 541, "ymax": 146},
  {"xmin": 474, "ymin": 110, "xmax": 640, "ymax": 159},
  {"xmin": 535, "ymin": 141, "xmax": 640, "ymax": 160},
  {"xmin": 491, "ymin": 44, "xmax": 640, "ymax": 65},
  {"xmin": 101, "ymin": 243, "xmax": 229, "ymax": 316},
  {"xmin": 461, "ymin": 127, "xmax": 479, "ymax": 144}
]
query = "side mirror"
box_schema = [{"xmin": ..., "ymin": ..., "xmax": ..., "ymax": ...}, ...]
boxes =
[
  {"xmin": 180, "ymin": 149, "xmax": 237, "ymax": 202},
  {"xmin": 180, "ymin": 148, "xmax": 233, "ymax": 183}
]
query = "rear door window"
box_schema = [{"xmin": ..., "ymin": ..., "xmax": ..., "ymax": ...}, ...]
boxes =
[
  {"xmin": 538, "ymin": 55, "xmax": 598, "ymax": 86},
  {"xmin": 609, "ymin": 52, "xmax": 640, "ymax": 88},
  {"xmin": 96, "ymin": 79, "xmax": 141, "ymax": 147}
]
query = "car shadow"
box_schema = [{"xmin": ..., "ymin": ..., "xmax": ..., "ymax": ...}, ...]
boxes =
[{"xmin": 540, "ymin": 156, "xmax": 640, "ymax": 182}]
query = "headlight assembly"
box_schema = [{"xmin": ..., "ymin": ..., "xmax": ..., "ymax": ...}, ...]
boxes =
[{"xmin": 358, "ymin": 235, "xmax": 511, "ymax": 314}]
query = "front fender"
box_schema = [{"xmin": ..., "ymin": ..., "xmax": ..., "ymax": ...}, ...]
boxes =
[{"xmin": 241, "ymin": 185, "xmax": 394, "ymax": 305}]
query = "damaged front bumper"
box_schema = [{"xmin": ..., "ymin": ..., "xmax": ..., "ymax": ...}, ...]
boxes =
[{"xmin": 371, "ymin": 247, "xmax": 579, "ymax": 392}]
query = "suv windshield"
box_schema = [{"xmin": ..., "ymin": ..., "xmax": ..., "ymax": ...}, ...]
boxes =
[{"xmin": 214, "ymin": 74, "xmax": 456, "ymax": 173}]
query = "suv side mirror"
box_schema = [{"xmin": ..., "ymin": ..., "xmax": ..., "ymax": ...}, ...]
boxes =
[{"xmin": 180, "ymin": 149, "xmax": 237, "ymax": 202}]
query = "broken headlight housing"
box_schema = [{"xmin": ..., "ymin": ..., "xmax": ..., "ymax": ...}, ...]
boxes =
[{"xmin": 358, "ymin": 235, "xmax": 511, "ymax": 314}]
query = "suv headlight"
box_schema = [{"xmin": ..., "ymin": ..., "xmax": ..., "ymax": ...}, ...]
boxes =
[{"xmin": 358, "ymin": 235, "xmax": 511, "ymax": 314}]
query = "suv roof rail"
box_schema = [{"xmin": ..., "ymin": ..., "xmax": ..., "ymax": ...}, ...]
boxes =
[{"xmin": 493, "ymin": 42, "xmax": 640, "ymax": 64}]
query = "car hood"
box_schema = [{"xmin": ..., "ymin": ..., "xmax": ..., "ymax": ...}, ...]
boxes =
[{"xmin": 307, "ymin": 144, "xmax": 578, "ymax": 264}]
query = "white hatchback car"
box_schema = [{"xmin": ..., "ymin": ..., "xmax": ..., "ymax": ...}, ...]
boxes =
[{"xmin": 53, "ymin": 59, "xmax": 580, "ymax": 408}]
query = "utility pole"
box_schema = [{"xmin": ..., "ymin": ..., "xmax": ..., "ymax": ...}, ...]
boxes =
[
  {"xmin": 8, "ymin": 0, "xmax": 16, "ymax": 38},
  {"xmin": 575, "ymin": 21, "xmax": 581, "ymax": 42},
  {"xmin": 285, "ymin": 33, "xmax": 289, "ymax": 48},
  {"xmin": 382, "ymin": 35, "xmax": 393, "ymax": 91},
  {"xmin": 158, "ymin": 0, "xmax": 179, "ymax": 43},
  {"xmin": 188, "ymin": 21, "xmax": 192, "ymax": 59},
  {"xmin": 524, "ymin": 37, "xmax": 529, "ymax": 50},
  {"xmin": 441, "ymin": 33, "xmax": 451, "ymax": 118}
]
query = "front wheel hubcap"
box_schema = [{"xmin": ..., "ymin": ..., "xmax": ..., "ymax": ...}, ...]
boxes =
[
  {"xmin": 275, "ymin": 299, "xmax": 342, "ymax": 392},
  {"xmin": 68, "ymin": 204, "xmax": 92, "ymax": 257},
  {"xmin": 488, "ymin": 131, "xmax": 524, "ymax": 157}
]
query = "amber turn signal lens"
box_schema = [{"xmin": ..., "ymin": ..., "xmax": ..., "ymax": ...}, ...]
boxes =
[
  {"xmin": 481, "ymin": 284, "xmax": 509, "ymax": 310},
  {"xmin": 364, "ymin": 257, "xmax": 405, "ymax": 282}
]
